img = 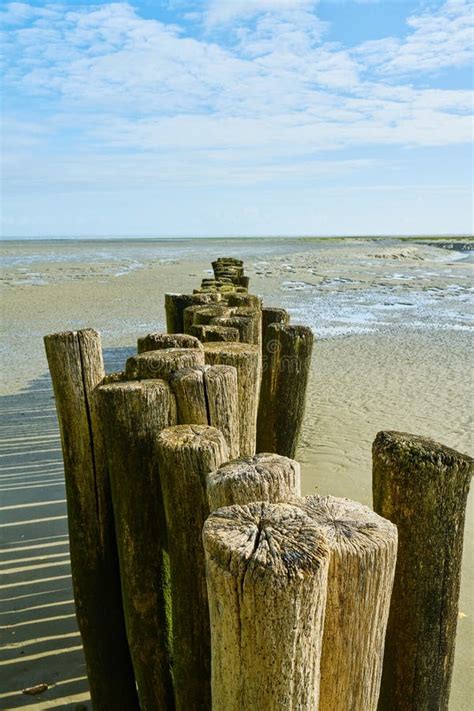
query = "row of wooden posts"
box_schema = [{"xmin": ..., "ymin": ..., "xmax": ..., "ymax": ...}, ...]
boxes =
[{"xmin": 44, "ymin": 256, "xmax": 472, "ymax": 710}]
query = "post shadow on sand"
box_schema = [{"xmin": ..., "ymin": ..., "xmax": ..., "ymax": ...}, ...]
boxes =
[{"xmin": 0, "ymin": 346, "xmax": 136, "ymax": 711}]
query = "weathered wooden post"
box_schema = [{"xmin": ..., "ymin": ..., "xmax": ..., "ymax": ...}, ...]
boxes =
[
  {"xmin": 257, "ymin": 324, "xmax": 313, "ymax": 457},
  {"xmin": 125, "ymin": 347, "xmax": 205, "ymax": 380},
  {"xmin": 190, "ymin": 324, "xmax": 240, "ymax": 343},
  {"xmin": 138, "ymin": 332, "xmax": 202, "ymax": 353},
  {"xmin": 157, "ymin": 425, "xmax": 229, "ymax": 711},
  {"xmin": 372, "ymin": 431, "xmax": 473, "ymax": 711},
  {"xmin": 207, "ymin": 452, "xmax": 300, "ymax": 510},
  {"xmin": 203, "ymin": 342, "xmax": 260, "ymax": 457},
  {"xmin": 211, "ymin": 315, "xmax": 255, "ymax": 344},
  {"xmin": 43, "ymin": 329, "xmax": 138, "ymax": 710},
  {"xmin": 262, "ymin": 306, "xmax": 290, "ymax": 345},
  {"xmin": 289, "ymin": 494, "xmax": 398, "ymax": 711},
  {"xmin": 203, "ymin": 502, "xmax": 330, "ymax": 711},
  {"xmin": 165, "ymin": 292, "xmax": 220, "ymax": 333},
  {"xmin": 204, "ymin": 365, "xmax": 240, "ymax": 459},
  {"xmin": 97, "ymin": 380, "xmax": 176, "ymax": 711},
  {"xmin": 170, "ymin": 367, "xmax": 208, "ymax": 425},
  {"xmin": 226, "ymin": 293, "xmax": 261, "ymax": 309}
]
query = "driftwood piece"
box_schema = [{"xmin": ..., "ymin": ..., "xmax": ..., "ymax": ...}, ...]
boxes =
[
  {"xmin": 256, "ymin": 323, "xmax": 313, "ymax": 457},
  {"xmin": 190, "ymin": 324, "xmax": 240, "ymax": 343},
  {"xmin": 43, "ymin": 329, "xmax": 138, "ymax": 710},
  {"xmin": 203, "ymin": 342, "xmax": 260, "ymax": 457},
  {"xmin": 165, "ymin": 292, "xmax": 220, "ymax": 333},
  {"xmin": 137, "ymin": 332, "xmax": 202, "ymax": 354},
  {"xmin": 125, "ymin": 347, "xmax": 205, "ymax": 380},
  {"xmin": 372, "ymin": 431, "xmax": 473, "ymax": 711},
  {"xmin": 97, "ymin": 380, "xmax": 176, "ymax": 710},
  {"xmin": 289, "ymin": 494, "xmax": 398, "ymax": 711},
  {"xmin": 170, "ymin": 367, "xmax": 208, "ymax": 425},
  {"xmin": 204, "ymin": 365, "xmax": 240, "ymax": 460},
  {"xmin": 207, "ymin": 452, "xmax": 300, "ymax": 510},
  {"xmin": 157, "ymin": 425, "xmax": 229, "ymax": 711},
  {"xmin": 203, "ymin": 502, "xmax": 330, "ymax": 711}
]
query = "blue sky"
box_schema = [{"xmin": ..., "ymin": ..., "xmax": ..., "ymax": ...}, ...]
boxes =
[{"xmin": 1, "ymin": 0, "xmax": 472, "ymax": 237}]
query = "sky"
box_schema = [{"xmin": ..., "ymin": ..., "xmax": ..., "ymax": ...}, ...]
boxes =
[{"xmin": 0, "ymin": 0, "xmax": 473, "ymax": 237}]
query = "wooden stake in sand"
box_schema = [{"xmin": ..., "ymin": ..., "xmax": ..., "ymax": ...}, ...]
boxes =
[
  {"xmin": 257, "ymin": 323, "xmax": 313, "ymax": 458},
  {"xmin": 190, "ymin": 324, "xmax": 240, "ymax": 343},
  {"xmin": 207, "ymin": 452, "xmax": 300, "ymax": 510},
  {"xmin": 372, "ymin": 431, "xmax": 473, "ymax": 711},
  {"xmin": 204, "ymin": 365, "xmax": 240, "ymax": 460},
  {"xmin": 157, "ymin": 425, "xmax": 229, "ymax": 711},
  {"xmin": 203, "ymin": 502, "xmax": 330, "ymax": 711},
  {"xmin": 170, "ymin": 367, "xmax": 208, "ymax": 425},
  {"xmin": 203, "ymin": 342, "xmax": 260, "ymax": 457},
  {"xmin": 97, "ymin": 380, "xmax": 176, "ymax": 711},
  {"xmin": 44, "ymin": 329, "xmax": 138, "ymax": 711},
  {"xmin": 125, "ymin": 347, "xmax": 205, "ymax": 380},
  {"xmin": 137, "ymin": 332, "xmax": 202, "ymax": 354},
  {"xmin": 165, "ymin": 292, "xmax": 220, "ymax": 333},
  {"xmin": 261, "ymin": 306, "xmax": 290, "ymax": 347},
  {"xmin": 289, "ymin": 494, "xmax": 398, "ymax": 711}
]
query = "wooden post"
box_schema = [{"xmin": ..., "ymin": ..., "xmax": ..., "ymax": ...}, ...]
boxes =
[
  {"xmin": 207, "ymin": 452, "xmax": 300, "ymax": 510},
  {"xmin": 183, "ymin": 305, "xmax": 231, "ymax": 334},
  {"xmin": 138, "ymin": 332, "xmax": 202, "ymax": 353},
  {"xmin": 125, "ymin": 347, "xmax": 205, "ymax": 380},
  {"xmin": 157, "ymin": 425, "xmax": 229, "ymax": 711},
  {"xmin": 190, "ymin": 324, "xmax": 240, "ymax": 343},
  {"xmin": 44, "ymin": 329, "xmax": 139, "ymax": 711},
  {"xmin": 232, "ymin": 306, "xmax": 262, "ymax": 346},
  {"xmin": 203, "ymin": 502, "xmax": 330, "ymax": 711},
  {"xmin": 262, "ymin": 306, "xmax": 290, "ymax": 340},
  {"xmin": 226, "ymin": 293, "xmax": 261, "ymax": 309},
  {"xmin": 97, "ymin": 380, "xmax": 177, "ymax": 711},
  {"xmin": 170, "ymin": 367, "xmax": 208, "ymax": 425},
  {"xmin": 372, "ymin": 431, "xmax": 473, "ymax": 711},
  {"xmin": 289, "ymin": 494, "xmax": 398, "ymax": 711},
  {"xmin": 203, "ymin": 342, "xmax": 260, "ymax": 457},
  {"xmin": 165, "ymin": 292, "xmax": 221, "ymax": 333},
  {"xmin": 204, "ymin": 365, "xmax": 240, "ymax": 460},
  {"xmin": 256, "ymin": 324, "xmax": 313, "ymax": 458},
  {"xmin": 211, "ymin": 315, "xmax": 255, "ymax": 344}
]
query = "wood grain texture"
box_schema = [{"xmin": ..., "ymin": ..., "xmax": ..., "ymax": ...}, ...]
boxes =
[
  {"xmin": 157, "ymin": 425, "xmax": 229, "ymax": 711},
  {"xmin": 257, "ymin": 323, "xmax": 313, "ymax": 458},
  {"xmin": 203, "ymin": 501, "xmax": 330, "ymax": 711},
  {"xmin": 289, "ymin": 494, "xmax": 398, "ymax": 711},
  {"xmin": 170, "ymin": 366, "xmax": 209, "ymax": 425},
  {"xmin": 137, "ymin": 332, "xmax": 202, "ymax": 354},
  {"xmin": 372, "ymin": 431, "xmax": 473, "ymax": 711},
  {"xmin": 204, "ymin": 365, "xmax": 240, "ymax": 460},
  {"xmin": 203, "ymin": 342, "xmax": 261, "ymax": 457},
  {"xmin": 211, "ymin": 315, "xmax": 255, "ymax": 344},
  {"xmin": 44, "ymin": 329, "xmax": 138, "ymax": 711},
  {"xmin": 207, "ymin": 452, "xmax": 300, "ymax": 510},
  {"xmin": 183, "ymin": 305, "xmax": 231, "ymax": 334},
  {"xmin": 165, "ymin": 292, "xmax": 221, "ymax": 333},
  {"xmin": 231, "ymin": 307, "xmax": 262, "ymax": 346},
  {"xmin": 125, "ymin": 347, "xmax": 205, "ymax": 380},
  {"xmin": 226, "ymin": 293, "xmax": 262, "ymax": 309},
  {"xmin": 190, "ymin": 324, "xmax": 240, "ymax": 343},
  {"xmin": 98, "ymin": 380, "xmax": 177, "ymax": 711}
]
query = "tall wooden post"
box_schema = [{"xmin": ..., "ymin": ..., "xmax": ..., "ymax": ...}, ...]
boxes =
[
  {"xmin": 257, "ymin": 324, "xmax": 313, "ymax": 457},
  {"xmin": 289, "ymin": 494, "xmax": 398, "ymax": 711},
  {"xmin": 203, "ymin": 502, "xmax": 330, "ymax": 711},
  {"xmin": 204, "ymin": 365, "xmax": 240, "ymax": 460},
  {"xmin": 44, "ymin": 329, "xmax": 138, "ymax": 711},
  {"xmin": 165, "ymin": 292, "xmax": 221, "ymax": 333},
  {"xmin": 138, "ymin": 332, "xmax": 202, "ymax": 353},
  {"xmin": 190, "ymin": 324, "xmax": 240, "ymax": 343},
  {"xmin": 125, "ymin": 347, "xmax": 205, "ymax": 380},
  {"xmin": 207, "ymin": 452, "xmax": 300, "ymax": 510},
  {"xmin": 170, "ymin": 366, "xmax": 208, "ymax": 425},
  {"xmin": 157, "ymin": 425, "xmax": 229, "ymax": 711},
  {"xmin": 97, "ymin": 380, "xmax": 177, "ymax": 711},
  {"xmin": 373, "ymin": 431, "xmax": 473, "ymax": 711},
  {"xmin": 203, "ymin": 342, "xmax": 260, "ymax": 457}
]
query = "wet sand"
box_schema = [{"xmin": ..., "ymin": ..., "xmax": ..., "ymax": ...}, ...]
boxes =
[{"xmin": 1, "ymin": 237, "xmax": 472, "ymax": 708}]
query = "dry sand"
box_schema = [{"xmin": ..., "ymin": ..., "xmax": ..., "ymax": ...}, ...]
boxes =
[{"xmin": 1, "ymin": 237, "xmax": 472, "ymax": 709}]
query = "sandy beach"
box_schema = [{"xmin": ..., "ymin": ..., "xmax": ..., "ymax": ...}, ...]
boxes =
[{"xmin": 1, "ymin": 236, "xmax": 472, "ymax": 709}]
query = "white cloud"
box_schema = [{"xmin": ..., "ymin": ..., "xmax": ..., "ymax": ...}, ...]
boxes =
[{"xmin": 204, "ymin": 0, "xmax": 317, "ymax": 27}]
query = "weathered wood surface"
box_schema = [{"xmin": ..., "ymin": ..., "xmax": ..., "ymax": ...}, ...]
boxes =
[
  {"xmin": 125, "ymin": 347, "xmax": 205, "ymax": 380},
  {"xmin": 289, "ymin": 494, "xmax": 398, "ymax": 711},
  {"xmin": 262, "ymin": 307, "xmax": 290, "ymax": 347},
  {"xmin": 170, "ymin": 366, "xmax": 208, "ymax": 425},
  {"xmin": 257, "ymin": 323, "xmax": 313, "ymax": 458},
  {"xmin": 44, "ymin": 329, "xmax": 138, "ymax": 711},
  {"xmin": 190, "ymin": 324, "xmax": 240, "ymax": 343},
  {"xmin": 204, "ymin": 365, "xmax": 240, "ymax": 460},
  {"xmin": 138, "ymin": 332, "xmax": 202, "ymax": 354},
  {"xmin": 193, "ymin": 305, "xmax": 232, "ymax": 325},
  {"xmin": 165, "ymin": 292, "xmax": 220, "ymax": 333},
  {"xmin": 373, "ymin": 431, "xmax": 473, "ymax": 711},
  {"xmin": 232, "ymin": 306, "xmax": 262, "ymax": 346},
  {"xmin": 207, "ymin": 452, "xmax": 300, "ymax": 510},
  {"xmin": 157, "ymin": 425, "xmax": 229, "ymax": 711},
  {"xmin": 203, "ymin": 502, "xmax": 330, "ymax": 711},
  {"xmin": 98, "ymin": 380, "xmax": 176, "ymax": 711},
  {"xmin": 211, "ymin": 315, "xmax": 255, "ymax": 344},
  {"xmin": 226, "ymin": 293, "xmax": 261, "ymax": 309},
  {"xmin": 203, "ymin": 342, "xmax": 260, "ymax": 457}
]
